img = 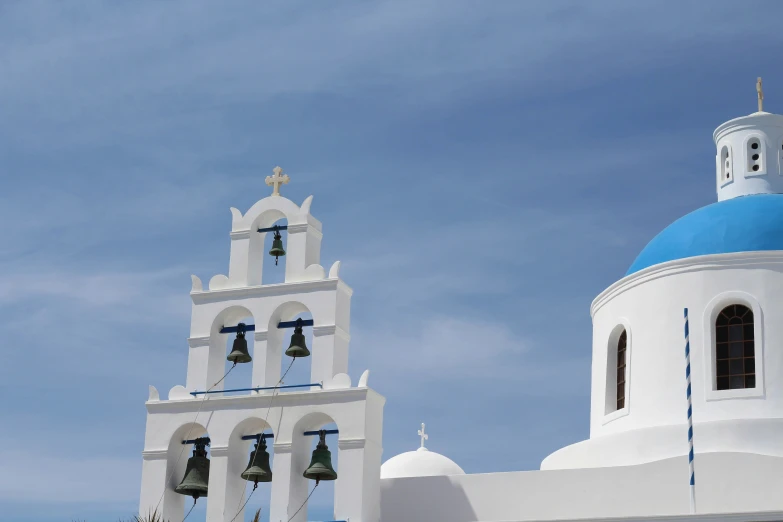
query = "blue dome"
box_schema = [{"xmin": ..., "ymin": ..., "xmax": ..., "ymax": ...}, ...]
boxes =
[{"xmin": 627, "ymin": 194, "xmax": 783, "ymax": 275}]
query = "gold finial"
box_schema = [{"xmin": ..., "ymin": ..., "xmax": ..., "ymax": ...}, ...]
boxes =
[{"xmin": 757, "ymin": 77, "xmax": 764, "ymax": 112}]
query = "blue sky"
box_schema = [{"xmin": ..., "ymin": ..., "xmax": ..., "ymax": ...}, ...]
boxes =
[{"xmin": 2, "ymin": 1, "xmax": 783, "ymax": 521}]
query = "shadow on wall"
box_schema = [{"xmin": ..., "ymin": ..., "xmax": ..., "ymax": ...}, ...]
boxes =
[{"xmin": 380, "ymin": 475, "xmax": 477, "ymax": 522}]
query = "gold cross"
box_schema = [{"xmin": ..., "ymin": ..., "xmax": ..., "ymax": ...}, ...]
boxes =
[{"xmin": 265, "ymin": 166, "xmax": 290, "ymax": 196}]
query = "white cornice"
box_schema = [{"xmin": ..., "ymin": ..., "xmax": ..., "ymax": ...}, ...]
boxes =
[
  {"xmin": 287, "ymin": 222, "xmax": 324, "ymax": 240},
  {"xmin": 229, "ymin": 230, "xmax": 252, "ymax": 240},
  {"xmin": 591, "ymin": 251, "xmax": 783, "ymax": 317},
  {"xmin": 273, "ymin": 442, "xmax": 292, "ymax": 453},
  {"xmin": 190, "ymin": 278, "xmax": 341, "ymax": 303},
  {"xmin": 312, "ymin": 325, "xmax": 350, "ymax": 340},
  {"xmin": 337, "ymin": 438, "xmax": 365, "ymax": 450},
  {"xmin": 187, "ymin": 336, "xmax": 210, "ymax": 348},
  {"xmin": 146, "ymin": 386, "xmax": 377, "ymax": 413},
  {"xmin": 142, "ymin": 449, "xmax": 168, "ymax": 460},
  {"xmin": 210, "ymin": 445, "xmax": 229, "ymax": 457}
]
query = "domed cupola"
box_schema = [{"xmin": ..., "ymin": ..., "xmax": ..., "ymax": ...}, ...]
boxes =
[
  {"xmin": 714, "ymin": 78, "xmax": 783, "ymax": 201},
  {"xmin": 627, "ymin": 78, "xmax": 783, "ymax": 275},
  {"xmin": 380, "ymin": 424, "xmax": 465, "ymax": 479}
]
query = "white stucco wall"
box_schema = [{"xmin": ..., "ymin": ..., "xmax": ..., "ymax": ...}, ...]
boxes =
[
  {"xmin": 380, "ymin": 452, "xmax": 783, "ymax": 522},
  {"xmin": 544, "ymin": 252, "xmax": 783, "ymax": 470}
]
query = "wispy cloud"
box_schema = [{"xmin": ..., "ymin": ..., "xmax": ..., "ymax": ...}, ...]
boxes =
[{"xmin": 3, "ymin": 1, "xmax": 783, "ymax": 519}]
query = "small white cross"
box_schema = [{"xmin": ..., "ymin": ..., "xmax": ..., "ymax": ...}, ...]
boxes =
[
  {"xmin": 418, "ymin": 423, "xmax": 428, "ymax": 449},
  {"xmin": 265, "ymin": 166, "xmax": 290, "ymax": 196}
]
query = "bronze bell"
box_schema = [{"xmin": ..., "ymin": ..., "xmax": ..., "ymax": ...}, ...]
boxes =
[
  {"xmin": 303, "ymin": 430, "xmax": 337, "ymax": 484},
  {"xmin": 241, "ymin": 437, "xmax": 273, "ymax": 485},
  {"xmin": 227, "ymin": 323, "xmax": 252, "ymax": 364},
  {"xmin": 284, "ymin": 318, "xmax": 310, "ymax": 358},
  {"xmin": 175, "ymin": 438, "xmax": 210, "ymax": 499},
  {"xmin": 269, "ymin": 227, "xmax": 286, "ymax": 266}
]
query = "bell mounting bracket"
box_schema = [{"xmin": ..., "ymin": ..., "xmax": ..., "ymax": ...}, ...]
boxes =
[{"xmin": 220, "ymin": 318, "xmax": 314, "ymax": 334}]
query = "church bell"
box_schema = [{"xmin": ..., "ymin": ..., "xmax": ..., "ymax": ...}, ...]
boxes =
[
  {"xmin": 241, "ymin": 437, "xmax": 273, "ymax": 485},
  {"xmin": 303, "ymin": 430, "xmax": 337, "ymax": 484},
  {"xmin": 269, "ymin": 227, "xmax": 286, "ymax": 265},
  {"xmin": 175, "ymin": 438, "xmax": 210, "ymax": 499},
  {"xmin": 284, "ymin": 318, "xmax": 310, "ymax": 358},
  {"xmin": 227, "ymin": 323, "xmax": 252, "ymax": 364}
]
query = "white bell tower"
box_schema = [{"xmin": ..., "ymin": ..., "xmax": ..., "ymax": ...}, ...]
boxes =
[
  {"xmin": 138, "ymin": 167, "xmax": 385, "ymax": 522},
  {"xmin": 714, "ymin": 78, "xmax": 783, "ymax": 201}
]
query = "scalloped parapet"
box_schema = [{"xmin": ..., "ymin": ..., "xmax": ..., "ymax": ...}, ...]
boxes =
[
  {"xmin": 329, "ymin": 260, "xmax": 341, "ymax": 279},
  {"xmin": 148, "ymin": 385, "xmax": 160, "ymax": 402},
  {"xmin": 324, "ymin": 372, "xmax": 352, "ymax": 390},
  {"xmin": 168, "ymin": 385, "xmax": 192, "ymax": 401},
  {"xmin": 190, "ymin": 275, "xmax": 203, "ymax": 292},
  {"xmin": 358, "ymin": 369, "xmax": 370, "ymax": 387}
]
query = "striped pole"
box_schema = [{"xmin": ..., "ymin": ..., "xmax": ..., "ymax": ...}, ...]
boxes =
[{"xmin": 684, "ymin": 308, "xmax": 696, "ymax": 514}]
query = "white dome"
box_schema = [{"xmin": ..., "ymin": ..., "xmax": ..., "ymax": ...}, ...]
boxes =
[{"xmin": 380, "ymin": 447, "xmax": 465, "ymax": 479}]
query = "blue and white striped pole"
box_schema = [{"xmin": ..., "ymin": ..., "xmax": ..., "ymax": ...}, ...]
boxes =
[{"xmin": 684, "ymin": 308, "xmax": 696, "ymax": 514}]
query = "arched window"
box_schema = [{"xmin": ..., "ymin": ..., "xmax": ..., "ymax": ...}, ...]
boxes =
[
  {"xmin": 715, "ymin": 304, "xmax": 755, "ymax": 390},
  {"xmin": 746, "ymin": 137, "xmax": 764, "ymax": 174},
  {"xmin": 616, "ymin": 330, "xmax": 627, "ymax": 410},
  {"xmin": 719, "ymin": 144, "xmax": 732, "ymax": 182}
]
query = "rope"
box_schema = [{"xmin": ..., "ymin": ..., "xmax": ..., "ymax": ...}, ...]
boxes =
[
  {"xmin": 181, "ymin": 499, "xmax": 197, "ymax": 522},
  {"xmin": 153, "ymin": 362, "xmax": 238, "ymax": 515},
  {"xmin": 684, "ymin": 308, "xmax": 696, "ymax": 514},
  {"xmin": 287, "ymin": 482, "xmax": 318, "ymax": 522},
  {"xmin": 227, "ymin": 484, "xmax": 258, "ymax": 522},
  {"xmin": 230, "ymin": 357, "xmax": 298, "ymax": 519}
]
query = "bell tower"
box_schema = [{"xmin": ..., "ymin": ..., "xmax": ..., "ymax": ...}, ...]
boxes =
[
  {"xmin": 714, "ymin": 78, "xmax": 783, "ymax": 201},
  {"xmin": 138, "ymin": 168, "xmax": 385, "ymax": 522}
]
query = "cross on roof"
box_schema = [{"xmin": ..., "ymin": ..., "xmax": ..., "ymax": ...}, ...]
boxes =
[
  {"xmin": 418, "ymin": 423, "xmax": 428, "ymax": 449},
  {"xmin": 265, "ymin": 166, "xmax": 290, "ymax": 196},
  {"xmin": 757, "ymin": 77, "xmax": 764, "ymax": 112}
]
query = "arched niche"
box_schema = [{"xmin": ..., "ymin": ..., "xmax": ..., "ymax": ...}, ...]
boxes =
[
  {"xmin": 163, "ymin": 422, "xmax": 210, "ymax": 521},
  {"xmin": 209, "ymin": 305, "xmax": 256, "ymax": 393},
  {"xmin": 288, "ymin": 412, "xmax": 340, "ymax": 522},
  {"xmin": 222, "ymin": 417, "xmax": 276, "ymax": 522},
  {"xmin": 231, "ymin": 195, "xmax": 304, "ymax": 287},
  {"xmin": 266, "ymin": 301, "xmax": 315, "ymax": 390},
  {"xmin": 249, "ymin": 209, "xmax": 288, "ymax": 286}
]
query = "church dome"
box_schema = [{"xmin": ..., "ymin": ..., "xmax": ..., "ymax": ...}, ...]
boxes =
[
  {"xmin": 627, "ymin": 194, "xmax": 783, "ymax": 275},
  {"xmin": 380, "ymin": 447, "xmax": 465, "ymax": 479}
]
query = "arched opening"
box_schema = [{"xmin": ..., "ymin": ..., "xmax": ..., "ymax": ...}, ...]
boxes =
[
  {"xmin": 226, "ymin": 418, "xmax": 275, "ymax": 522},
  {"xmin": 289, "ymin": 413, "xmax": 340, "ymax": 522},
  {"xmin": 715, "ymin": 304, "xmax": 755, "ymax": 390},
  {"xmin": 278, "ymin": 310, "xmax": 315, "ymax": 390},
  {"xmin": 211, "ymin": 306, "xmax": 256, "ymax": 394},
  {"xmin": 163, "ymin": 422, "xmax": 210, "ymax": 522},
  {"xmin": 249, "ymin": 209, "xmax": 289, "ymax": 286},
  {"xmin": 267, "ymin": 302, "xmax": 315, "ymax": 393}
]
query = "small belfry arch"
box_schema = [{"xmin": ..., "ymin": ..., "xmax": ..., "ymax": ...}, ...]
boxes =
[
  {"xmin": 216, "ymin": 417, "xmax": 276, "ymax": 522},
  {"xmin": 160, "ymin": 422, "xmax": 210, "ymax": 522}
]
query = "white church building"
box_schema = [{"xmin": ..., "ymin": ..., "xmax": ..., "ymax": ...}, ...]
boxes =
[{"xmin": 139, "ymin": 88, "xmax": 783, "ymax": 521}]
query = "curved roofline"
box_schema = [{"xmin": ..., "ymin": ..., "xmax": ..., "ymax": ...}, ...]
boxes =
[{"xmin": 591, "ymin": 251, "xmax": 783, "ymax": 317}]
